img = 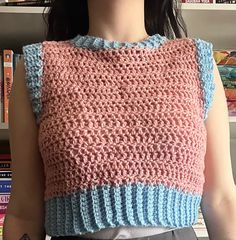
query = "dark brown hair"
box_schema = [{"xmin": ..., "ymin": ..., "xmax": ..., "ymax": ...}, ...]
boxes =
[{"xmin": 45, "ymin": 0, "xmax": 188, "ymax": 41}]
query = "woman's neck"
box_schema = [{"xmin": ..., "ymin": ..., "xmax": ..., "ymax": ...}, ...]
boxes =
[{"xmin": 86, "ymin": 0, "xmax": 149, "ymax": 43}]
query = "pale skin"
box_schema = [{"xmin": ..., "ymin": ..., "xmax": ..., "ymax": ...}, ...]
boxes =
[{"xmin": 3, "ymin": 0, "xmax": 236, "ymax": 239}]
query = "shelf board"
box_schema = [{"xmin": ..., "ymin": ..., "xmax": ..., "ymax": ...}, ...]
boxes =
[
  {"xmin": 0, "ymin": 6, "xmax": 48, "ymax": 14},
  {"xmin": 0, "ymin": 123, "xmax": 8, "ymax": 130},
  {"xmin": 230, "ymin": 116, "xmax": 236, "ymax": 123},
  {"xmin": 0, "ymin": 4, "xmax": 236, "ymax": 13},
  {"xmin": 181, "ymin": 3, "xmax": 236, "ymax": 10}
]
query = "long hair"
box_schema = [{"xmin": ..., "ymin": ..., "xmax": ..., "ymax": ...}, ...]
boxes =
[{"xmin": 45, "ymin": 0, "xmax": 187, "ymax": 41}]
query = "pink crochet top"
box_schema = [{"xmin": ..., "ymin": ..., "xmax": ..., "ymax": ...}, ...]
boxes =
[{"xmin": 22, "ymin": 33, "xmax": 215, "ymax": 237}]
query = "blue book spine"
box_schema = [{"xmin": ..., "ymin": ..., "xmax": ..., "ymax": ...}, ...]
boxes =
[{"xmin": 0, "ymin": 180, "xmax": 11, "ymax": 193}]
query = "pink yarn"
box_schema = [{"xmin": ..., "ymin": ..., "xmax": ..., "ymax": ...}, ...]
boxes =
[{"xmin": 38, "ymin": 38, "xmax": 206, "ymax": 201}]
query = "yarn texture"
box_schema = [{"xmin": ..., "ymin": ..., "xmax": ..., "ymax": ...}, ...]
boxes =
[{"xmin": 22, "ymin": 33, "xmax": 215, "ymax": 236}]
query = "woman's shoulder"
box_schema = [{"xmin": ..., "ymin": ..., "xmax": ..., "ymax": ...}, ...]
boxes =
[{"xmin": 23, "ymin": 38, "xmax": 74, "ymax": 53}]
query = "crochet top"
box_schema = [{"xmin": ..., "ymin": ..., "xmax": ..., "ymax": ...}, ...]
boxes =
[{"xmin": 22, "ymin": 33, "xmax": 215, "ymax": 237}]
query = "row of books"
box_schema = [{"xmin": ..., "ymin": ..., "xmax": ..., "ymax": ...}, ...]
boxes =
[
  {"xmin": 213, "ymin": 50, "xmax": 236, "ymax": 116},
  {"xmin": 0, "ymin": 51, "xmax": 23, "ymax": 125},
  {"xmin": 0, "ymin": 141, "xmax": 11, "ymax": 236}
]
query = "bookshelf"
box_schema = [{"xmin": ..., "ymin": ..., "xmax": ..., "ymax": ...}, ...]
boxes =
[
  {"xmin": 0, "ymin": 4, "xmax": 236, "ymax": 240},
  {"xmin": 1, "ymin": 4, "xmax": 236, "ymax": 13}
]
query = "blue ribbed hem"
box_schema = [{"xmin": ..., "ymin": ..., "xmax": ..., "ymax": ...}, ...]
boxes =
[
  {"xmin": 45, "ymin": 183, "xmax": 201, "ymax": 236},
  {"xmin": 22, "ymin": 43, "xmax": 43, "ymax": 124},
  {"xmin": 194, "ymin": 38, "xmax": 216, "ymax": 120}
]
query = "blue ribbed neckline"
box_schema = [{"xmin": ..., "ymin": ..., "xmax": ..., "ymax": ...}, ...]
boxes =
[{"xmin": 70, "ymin": 33, "xmax": 168, "ymax": 50}]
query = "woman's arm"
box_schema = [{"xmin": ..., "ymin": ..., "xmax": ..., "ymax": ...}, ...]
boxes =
[
  {"xmin": 3, "ymin": 59, "xmax": 46, "ymax": 240},
  {"xmin": 201, "ymin": 60, "xmax": 236, "ymax": 240}
]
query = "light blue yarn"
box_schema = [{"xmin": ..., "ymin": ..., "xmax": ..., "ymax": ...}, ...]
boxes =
[
  {"xmin": 70, "ymin": 33, "xmax": 168, "ymax": 50},
  {"xmin": 22, "ymin": 43, "xmax": 43, "ymax": 124},
  {"xmin": 45, "ymin": 183, "xmax": 201, "ymax": 236},
  {"xmin": 194, "ymin": 39, "xmax": 216, "ymax": 120}
]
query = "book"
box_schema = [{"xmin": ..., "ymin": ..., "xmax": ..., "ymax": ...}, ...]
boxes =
[
  {"xmin": 0, "ymin": 214, "xmax": 5, "ymax": 237},
  {"xmin": 0, "ymin": 180, "xmax": 11, "ymax": 194},
  {"xmin": 0, "ymin": 154, "xmax": 11, "ymax": 160},
  {"xmin": 228, "ymin": 101, "xmax": 236, "ymax": 116},
  {"xmin": 0, "ymin": 55, "xmax": 3, "ymax": 125},
  {"xmin": 0, "ymin": 172, "xmax": 11, "ymax": 179},
  {"xmin": 0, "ymin": 195, "xmax": 10, "ymax": 215},
  {"xmin": 213, "ymin": 50, "xmax": 236, "ymax": 116},
  {"xmin": 3, "ymin": 50, "xmax": 14, "ymax": 124},
  {"xmin": 0, "ymin": 153, "xmax": 11, "ymax": 172},
  {"xmin": 0, "ymin": 161, "xmax": 11, "ymax": 171},
  {"xmin": 0, "ymin": 194, "xmax": 10, "ymax": 204},
  {"xmin": 0, "ymin": 203, "xmax": 8, "ymax": 214},
  {"xmin": 1, "ymin": 52, "xmax": 23, "ymax": 125}
]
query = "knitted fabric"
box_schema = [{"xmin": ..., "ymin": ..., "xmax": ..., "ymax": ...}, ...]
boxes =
[{"xmin": 22, "ymin": 33, "xmax": 215, "ymax": 236}]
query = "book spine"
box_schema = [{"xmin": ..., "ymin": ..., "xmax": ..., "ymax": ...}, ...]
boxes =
[
  {"xmin": 0, "ymin": 204, "xmax": 8, "ymax": 215},
  {"xmin": 3, "ymin": 49, "xmax": 14, "ymax": 124},
  {"xmin": 0, "ymin": 55, "xmax": 3, "ymax": 124},
  {"xmin": 0, "ymin": 172, "xmax": 12, "ymax": 179},
  {"xmin": 0, "ymin": 180, "xmax": 11, "ymax": 194},
  {"xmin": 0, "ymin": 154, "xmax": 11, "ymax": 160},
  {"xmin": 0, "ymin": 214, "xmax": 5, "ymax": 236},
  {"xmin": 0, "ymin": 194, "xmax": 10, "ymax": 204},
  {"xmin": 0, "ymin": 161, "xmax": 11, "ymax": 171}
]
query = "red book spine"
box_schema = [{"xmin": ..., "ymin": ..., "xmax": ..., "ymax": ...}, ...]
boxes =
[{"xmin": 0, "ymin": 154, "xmax": 11, "ymax": 160}]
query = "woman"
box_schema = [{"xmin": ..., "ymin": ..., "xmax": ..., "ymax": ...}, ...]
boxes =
[{"xmin": 3, "ymin": 0, "xmax": 236, "ymax": 239}]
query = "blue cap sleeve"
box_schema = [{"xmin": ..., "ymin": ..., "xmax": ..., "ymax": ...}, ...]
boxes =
[
  {"xmin": 194, "ymin": 38, "xmax": 216, "ymax": 120},
  {"xmin": 22, "ymin": 43, "xmax": 43, "ymax": 124}
]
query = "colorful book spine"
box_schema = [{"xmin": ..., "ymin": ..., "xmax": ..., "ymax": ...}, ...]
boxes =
[
  {"xmin": 1, "ymin": 52, "xmax": 23, "ymax": 125},
  {"xmin": 0, "ymin": 214, "xmax": 4, "ymax": 237},
  {"xmin": 0, "ymin": 154, "xmax": 11, "ymax": 160},
  {"xmin": 0, "ymin": 194, "xmax": 10, "ymax": 214},
  {"xmin": 213, "ymin": 50, "xmax": 236, "ymax": 116},
  {"xmin": 0, "ymin": 55, "xmax": 3, "ymax": 125},
  {"xmin": 0, "ymin": 145, "xmax": 11, "ymax": 237},
  {"xmin": 0, "ymin": 161, "xmax": 11, "ymax": 171},
  {"xmin": 0, "ymin": 180, "xmax": 11, "ymax": 194},
  {"xmin": 0, "ymin": 172, "xmax": 12, "ymax": 179},
  {"xmin": 3, "ymin": 50, "xmax": 14, "ymax": 124}
]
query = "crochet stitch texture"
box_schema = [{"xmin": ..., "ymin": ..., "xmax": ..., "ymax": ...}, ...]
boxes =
[{"xmin": 22, "ymin": 33, "xmax": 215, "ymax": 236}]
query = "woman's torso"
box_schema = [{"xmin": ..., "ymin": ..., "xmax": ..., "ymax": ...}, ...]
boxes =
[{"xmin": 22, "ymin": 33, "xmax": 215, "ymax": 238}]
